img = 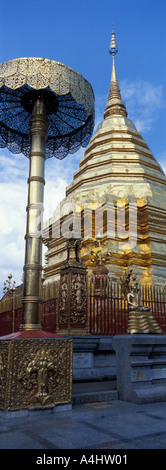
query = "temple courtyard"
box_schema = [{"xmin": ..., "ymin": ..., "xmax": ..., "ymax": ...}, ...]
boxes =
[{"xmin": 1, "ymin": 398, "xmax": 166, "ymax": 450}]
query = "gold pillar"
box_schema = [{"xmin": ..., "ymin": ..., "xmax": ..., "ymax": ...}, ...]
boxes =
[{"xmin": 20, "ymin": 98, "xmax": 48, "ymax": 331}]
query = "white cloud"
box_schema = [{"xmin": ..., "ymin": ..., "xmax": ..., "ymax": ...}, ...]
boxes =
[
  {"xmin": 156, "ymin": 149, "xmax": 166, "ymax": 175},
  {"xmin": 92, "ymin": 81, "xmax": 164, "ymax": 135},
  {"xmin": 120, "ymin": 79, "xmax": 164, "ymax": 133},
  {"xmin": 93, "ymin": 94, "xmax": 107, "ymax": 130},
  {"xmin": 44, "ymin": 147, "xmax": 85, "ymax": 219},
  {"xmin": 0, "ymin": 155, "xmax": 28, "ymax": 296},
  {"xmin": 0, "ymin": 148, "xmax": 84, "ymax": 297}
]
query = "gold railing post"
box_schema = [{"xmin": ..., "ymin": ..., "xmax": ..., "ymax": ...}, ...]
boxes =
[
  {"xmin": 20, "ymin": 98, "xmax": 48, "ymax": 331},
  {"xmin": 12, "ymin": 286, "xmax": 16, "ymax": 333}
]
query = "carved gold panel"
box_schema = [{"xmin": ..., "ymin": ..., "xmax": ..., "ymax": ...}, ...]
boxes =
[{"xmin": 0, "ymin": 338, "xmax": 72, "ymax": 411}]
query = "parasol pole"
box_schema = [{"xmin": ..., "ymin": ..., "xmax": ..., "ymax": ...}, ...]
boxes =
[
  {"xmin": 0, "ymin": 57, "xmax": 94, "ymax": 334},
  {"xmin": 0, "ymin": 57, "xmax": 94, "ymax": 413},
  {"xmin": 20, "ymin": 97, "xmax": 48, "ymax": 330}
]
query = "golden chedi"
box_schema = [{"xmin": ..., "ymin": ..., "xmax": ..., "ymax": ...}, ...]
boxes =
[{"xmin": 43, "ymin": 29, "xmax": 166, "ymax": 289}]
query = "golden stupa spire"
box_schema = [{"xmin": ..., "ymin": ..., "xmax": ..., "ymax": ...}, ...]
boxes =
[{"xmin": 104, "ymin": 26, "xmax": 127, "ymax": 119}]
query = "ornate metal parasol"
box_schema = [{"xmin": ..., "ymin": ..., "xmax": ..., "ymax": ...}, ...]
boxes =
[{"xmin": 0, "ymin": 57, "xmax": 95, "ymax": 331}]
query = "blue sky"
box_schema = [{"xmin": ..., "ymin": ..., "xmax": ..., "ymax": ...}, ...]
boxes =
[{"xmin": 0, "ymin": 0, "xmax": 166, "ymax": 296}]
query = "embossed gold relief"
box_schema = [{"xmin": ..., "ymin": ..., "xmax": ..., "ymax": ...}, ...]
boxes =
[
  {"xmin": 58, "ymin": 237, "xmax": 88, "ymax": 334},
  {"xmin": 58, "ymin": 270, "xmax": 88, "ymax": 334},
  {"xmin": 23, "ymin": 349, "xmax": 58, "ymax": 406},
  {"xmin": 0, "ymin": 342, "xmax": 10, "ymax": 410},
  {"xmin": 0, "ymin": 352, "xmax": 5, "ymax": 401},
  {"xmin": 0, "ymin": 353, "xmax": 3, "ymax": 384},
  {"xmin": 59, "ymin": 273, "xmax": 68, "ymax": 325},
  {"xmin": 0, "ymin": 339, "xmax": 72, "ymax": 411},
  {"xmin": 70, "ymin": 273, "xmax": 88, "ymax": 324}
]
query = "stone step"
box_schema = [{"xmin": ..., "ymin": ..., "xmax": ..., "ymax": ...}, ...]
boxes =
[
  {"xmin": 72, "ymin": 389, "xmax": 118, "ymax": 404},
  {"xmin": 72, "ymin": 380, "xmax": 118, "ymax": 404}
]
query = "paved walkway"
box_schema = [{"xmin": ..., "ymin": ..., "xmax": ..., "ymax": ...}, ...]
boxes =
[{"xmin": 1, "ymin": 399, "xmax": 166, "ymax": 451}]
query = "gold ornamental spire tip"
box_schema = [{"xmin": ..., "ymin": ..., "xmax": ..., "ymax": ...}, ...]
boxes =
[
  {"xmin": 104, "ymin": 26, "xmax": 127, "ymax": 119},
  {"xmin": 109, "ymin": 25, "xmax": 118, "ymax": 56}
]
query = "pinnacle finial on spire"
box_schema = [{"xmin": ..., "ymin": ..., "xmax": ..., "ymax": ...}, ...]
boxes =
[
  {"xmin": 109, "ymin": 25, "xmax": 118, "ymax": 56},
  {"xmin": 104, "ymin": 27, "xmax": 127, "ymax": 119}
]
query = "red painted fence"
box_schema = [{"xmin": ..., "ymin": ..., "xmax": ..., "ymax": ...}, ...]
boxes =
[
  {"xmin": 89, "ymin": 295, "xmax": 129, "ymax": 335},
  {"xmin": 89, "ymin": 283, "xmax": 166, "ymax": 335},
  {"xmin": 0, "ymin": 284, "xmax": 166, "ymax": 336},
  {"xmin": 0, "ymin": 300, "xmax": 58, "ymax": 336},
  {"xmin": 41, "ymin": 298, "xmax": 58, "ymax": 333}
]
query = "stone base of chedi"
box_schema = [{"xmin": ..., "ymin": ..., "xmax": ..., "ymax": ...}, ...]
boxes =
[{"xmin": 112, "ymin": 335, "xmax": 166, "ymax": 403}]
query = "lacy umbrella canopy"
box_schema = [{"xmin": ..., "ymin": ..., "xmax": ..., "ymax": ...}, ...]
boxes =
[{"xmin": 0, "ymin": 57, "xmax": 95, "ymax": 159}]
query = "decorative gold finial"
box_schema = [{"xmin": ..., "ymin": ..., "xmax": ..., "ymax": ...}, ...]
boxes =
[
  {"xmin": 104, "ymin": 26, "xmax": 127, "ymax": 119},
  {"xmin": 109, "ymin": 25, "xmax": 118, "ymax": 56}
]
